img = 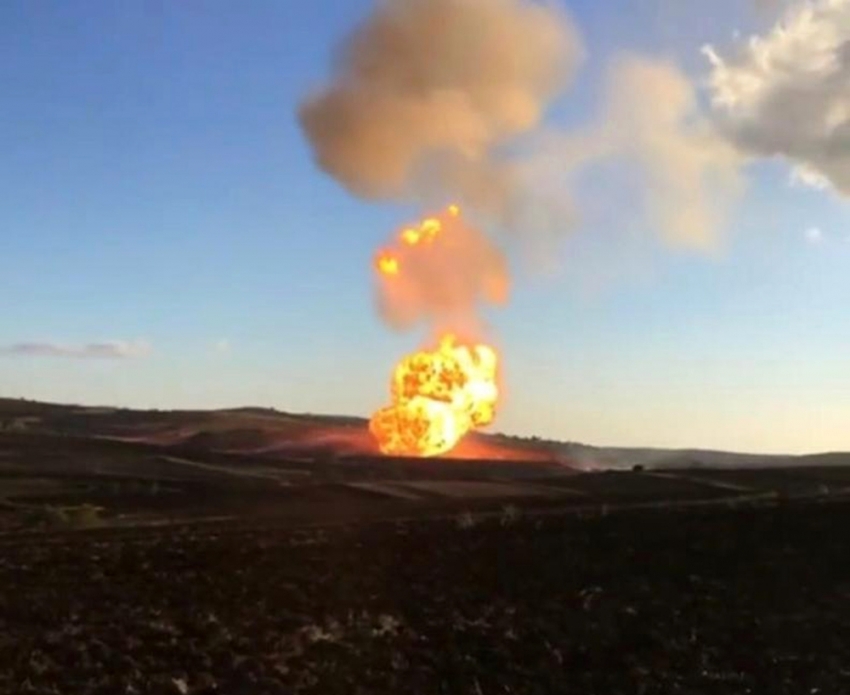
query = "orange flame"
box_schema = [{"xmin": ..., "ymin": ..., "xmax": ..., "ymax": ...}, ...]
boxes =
[
  {"xmin": 375, "ymin": 250, "xmax": 399, "ymax": 276},
  {"xmin": 369, "ymin": 334, "xmax": 500, "ymax": 457},
  {"xmin": 373, "ymin": 204, "xmax": 456, "ymax": 279},
  {"xmin": 370, "ymin": 205, "xmax": 503, "ymax": 457},
  {"xmin": 398, "ymin": 216, "xmax": 443, "ymax": 247}
]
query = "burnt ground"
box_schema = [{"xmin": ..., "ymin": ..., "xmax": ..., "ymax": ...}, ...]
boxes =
[
  {"xmin": 1, "ymin": 500, "xmax": 850, "ymax": 694},
  {"xmin": 2, "ymin": 431, "xmax": 850, "ymax": 693}
]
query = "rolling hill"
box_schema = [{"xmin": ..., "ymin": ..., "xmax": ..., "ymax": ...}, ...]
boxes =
[{"xmin": 0, "ymin": 398, "xmax": 846, "ymax": 469}]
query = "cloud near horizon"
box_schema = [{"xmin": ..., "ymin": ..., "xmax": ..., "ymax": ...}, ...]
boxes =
[{"xmin": 0, "ymin": 340, "xmax": 153, "ymax": 360}]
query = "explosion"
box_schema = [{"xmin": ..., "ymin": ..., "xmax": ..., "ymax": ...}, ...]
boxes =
[
  {"xmin": 369, "ymin": 206, "xmax": 505, "ymax": 457},
  {"xmin": 369, "ymin": 334, "xmax": 499, "ymax": 457}
]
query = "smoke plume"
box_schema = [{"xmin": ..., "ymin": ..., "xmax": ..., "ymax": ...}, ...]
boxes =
[
  {"xmin": 299, "ymin": 0, "xmax": 583, "ymax": 221},
  {"xmin": 301, "ymin": 0, "xmax": 747, "ymax": 253},
  {"xmin": 601, "ymin": 56, "xmax": 745, "ymax": 250}
]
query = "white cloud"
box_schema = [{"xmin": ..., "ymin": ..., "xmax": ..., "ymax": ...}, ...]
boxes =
[
  {"xmin": 703, "ymin": 0, "xmax": 850, "ymax": 195},
  {"xmin": 805, "ymin": 226, "xmax": 824, "ymax": 244},
  {"xmin": 0, "ymin": 340, "xmax": 152, "ymax": 359},
  {"xmin": 790, "ymin": 165, "xmax": 833, "ymax": 191},
  {"xmin": 214, "ymin": 339, "xmax": 231, "ymax": 355}
]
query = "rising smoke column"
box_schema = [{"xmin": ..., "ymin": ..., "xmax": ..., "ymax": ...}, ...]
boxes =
[
  {"xmin": 297, "ymin": 0, "xmax": 753, "ymax": 455},
  {"xmin": 298, "ymin": 0, "xmax": 580, "ymax": 455},
  {"xmin": 300, "ymin": 0, "xmax": 748, "ymax": 254}
]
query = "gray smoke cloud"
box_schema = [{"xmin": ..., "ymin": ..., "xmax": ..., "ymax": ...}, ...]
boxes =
[{"xmin": 704, "ymin": 0, "xmax": 850, "ymax": 195}]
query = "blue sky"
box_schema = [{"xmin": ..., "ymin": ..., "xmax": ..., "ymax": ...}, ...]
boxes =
[{"xmin": 1, "ymin": 0, "xmax": 848, "ymax": 454}]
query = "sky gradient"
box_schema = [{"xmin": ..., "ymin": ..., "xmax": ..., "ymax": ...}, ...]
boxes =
[{"xmin": 2, "ymin": 0, "xmax": 848, "ymax": 454}]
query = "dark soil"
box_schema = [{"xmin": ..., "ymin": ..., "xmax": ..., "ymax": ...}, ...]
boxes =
[{"xmin": 1, "ymin": 500, "xmax": 849, "ymax": 694}]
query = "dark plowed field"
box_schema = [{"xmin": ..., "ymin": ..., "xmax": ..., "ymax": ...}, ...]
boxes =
[{"xmin": 2, "ymin": 500, "xmax": 849, "ymax": 694}]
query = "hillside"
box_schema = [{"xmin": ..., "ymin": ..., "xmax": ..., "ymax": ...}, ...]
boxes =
[
  {"xmin": 0, "ymin": 399, "xmax": 565, "ymax": 463},
  {"xmin": 0, "ymin": 398, "xmax": 846, "ymax": 469}
]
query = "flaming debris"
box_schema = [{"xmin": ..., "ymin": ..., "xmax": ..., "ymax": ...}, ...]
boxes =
[
  {"xmin": 375, "ymin": 251, "xmax": 400, "ymax": 276},
  {"xmin": 373, "ymin": 205, "xmax": 509, "ymax": 333}
]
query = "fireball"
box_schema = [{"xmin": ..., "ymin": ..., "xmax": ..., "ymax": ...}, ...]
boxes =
[{"xmin": 369, "ymin": 334, "xmax": 500, "ymax": 457}]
